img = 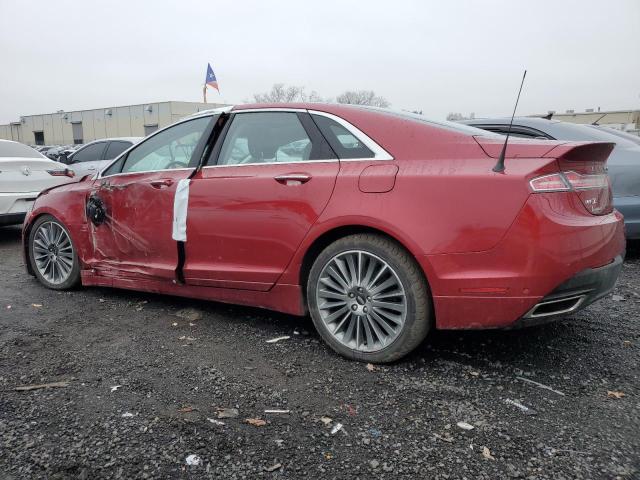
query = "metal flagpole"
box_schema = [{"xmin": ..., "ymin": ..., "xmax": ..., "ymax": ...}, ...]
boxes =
[{"xmin": 203, "ymin": 84, "xmax": 207, "ymax": 104}]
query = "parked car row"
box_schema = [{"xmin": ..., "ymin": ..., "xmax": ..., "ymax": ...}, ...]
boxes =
[
  {"xmin": 21, "ymin": 104, "xmax": 627, "ymax": 362},
  {"xmin": 1, "ymin": 137, "xmax": 141, "ymax": 226},
  {"xmin": 57, "ymin": 137, "xmax": 141, "ymax": 178}
]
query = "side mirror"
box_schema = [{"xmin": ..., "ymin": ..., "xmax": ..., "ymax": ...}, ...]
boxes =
[{"xmin": 58, "ymin": 152, "xmax": 69, "ymax": 164}]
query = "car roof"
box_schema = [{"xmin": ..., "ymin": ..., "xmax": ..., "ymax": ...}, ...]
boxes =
[
  {"xmin": 462, "ymin": 116, "xmax": 564, "ymax": 127},
  {"xmin": 83, "ymin": 137, "xmax": 143, "ymax": 145}
]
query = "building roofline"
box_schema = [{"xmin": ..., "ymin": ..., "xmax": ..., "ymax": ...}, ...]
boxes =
[
  {"xmin": 536, "ymin": 109, "xmax": 639, "ymax": 116},
  {"xmin": 14, "ymin": 101, "xmax": 231, "ymax": 120}
]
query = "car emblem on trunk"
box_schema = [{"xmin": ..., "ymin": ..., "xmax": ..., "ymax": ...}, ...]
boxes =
[{"xmin": 21, "ymin": 166, "xmax": 32, "ymax": 176}]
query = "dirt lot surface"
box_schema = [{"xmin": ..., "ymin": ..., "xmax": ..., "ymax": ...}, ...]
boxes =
[{"xmin": 1, "ymin": 224, "xmax": 638, "ymax": 479}]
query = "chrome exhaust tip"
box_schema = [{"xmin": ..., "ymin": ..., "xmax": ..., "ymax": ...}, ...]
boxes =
[{"xmin": 524, "ymin": 294, "xmax": 588, "ymax": 319}]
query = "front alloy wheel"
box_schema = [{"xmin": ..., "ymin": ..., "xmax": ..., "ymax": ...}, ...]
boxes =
[{"xmin": 29, "ymin": 215, "xmax": 80, "ymax": 290}]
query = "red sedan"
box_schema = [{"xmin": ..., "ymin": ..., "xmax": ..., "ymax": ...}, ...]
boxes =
[{"xmin": 22, "ymin": 104, "xmax": 626, "ymax": 362}]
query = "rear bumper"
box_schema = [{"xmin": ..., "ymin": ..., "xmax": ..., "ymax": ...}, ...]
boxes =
[
  {"xmin": 512, "ymin": 254, "xmax": 623, "ymax": 328},
  {"xmin": 0, "ymin": 191, "xmax": 40, "ymax": 217},
  {"xmin": 420, "ymin": 192, "xmax": 626, "ymax": 329}
]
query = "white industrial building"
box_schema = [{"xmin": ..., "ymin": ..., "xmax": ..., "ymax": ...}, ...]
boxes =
[{"xmin": 0, "ymin": 101, "xmax": 228, "ymax": 146}]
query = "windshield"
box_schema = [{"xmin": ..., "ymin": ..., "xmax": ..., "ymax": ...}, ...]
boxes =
[{"xmin": 0, "ymin": 141, "xmax": 45, "ymax": 158}]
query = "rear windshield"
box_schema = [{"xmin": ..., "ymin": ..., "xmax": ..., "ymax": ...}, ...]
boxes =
[
  {"xmin": 354, "ymin": 106, "xmax": 502, "ymax": 137},
  {"xmin": 0, "ymin": 142, "xmax": 44, "ymax": 158},
  {"xmin": 550, "ymin": 123, "xmax": 639, "ymax": 148}
]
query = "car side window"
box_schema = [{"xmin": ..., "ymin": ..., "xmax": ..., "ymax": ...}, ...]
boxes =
[
  {"xmin": 72, "ymin": 142, "xmax": 106, "ymax": 163},
  {"xmin": 216, "ymin": 112, "xmax": 320, "ymax": 166},
  {"xmin": 104, "ymin": 141, "xmax": 132, "ymax": 159},
  {"xmin": 311, "ymin": 114, "xmax": 374, "ymax": 159},
  {"xmin": 118, "ymin": 117, "xmax": 210, "ymax": 174}
]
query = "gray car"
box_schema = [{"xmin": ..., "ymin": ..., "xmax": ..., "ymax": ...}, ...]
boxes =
[
  {"xmin": 463, "ymin": 117, "xmax": 640, "ymax": 239},
  {"xmin": 60, "ymin": 137, "xmax": 141, "ymax": 178}
]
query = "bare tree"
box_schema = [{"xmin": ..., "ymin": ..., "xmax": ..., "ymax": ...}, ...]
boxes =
[
  {"xmin": 250, "ymin": 84, "xmax": 389, "ymax": 107},
  {"xmin": 336, "ymin": 90, "xmax": 390, "ymax": 107},
  {"xmin": 446, "ymin": 112, "xmax": 465, "ymax": 121},
  {"xmin": 252, "ymin": 83, "xmax": 325, "ymax": 103},
  {"xmin": 446, "ymin": 112, "xmax": 475, "ymax": 121}
]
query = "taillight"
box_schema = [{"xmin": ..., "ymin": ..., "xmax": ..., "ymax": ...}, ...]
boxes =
[
  {"xmin": 529, "ymin": 173, "xmax": 570, "ymax": 192},
  {"xmin": 529, "ymin": 170, "xmax": 612, "ymax": 215},
  {"xmin": 47, "ymin": 168, "xmax": 75, "ymax": 178}
]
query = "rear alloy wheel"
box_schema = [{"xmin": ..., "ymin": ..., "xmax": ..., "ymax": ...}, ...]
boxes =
[
  {"xmin": 307, "ymin": 234, "xmax": 432, "ymax": 363},
  {"xmin": 29, "ymin": 215, "xmax": 80, "ymax": 290}
]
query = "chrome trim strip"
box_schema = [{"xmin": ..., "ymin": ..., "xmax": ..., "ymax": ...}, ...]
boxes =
[
  {"xmin": 96, "ymin": 167, "xmax": 194, "ymax": 179},
  {"xmin": 188, "ymin": 105, "xmax": 234, "ymax": 118},
  {"xmin": 202, "ymin": 160, "xmax": 338, "ymax": 169},
  {"xmin": 234, "ymin": 107, "xmax": 308, "ymax": 113}
]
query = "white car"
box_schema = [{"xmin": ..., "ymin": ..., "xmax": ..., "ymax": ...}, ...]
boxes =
[
  {"xmin": 60, "ymin": 137, "xmax": 141, "ymax": 178},
  {"xmin": 0, "ymin": 140, "xmax": 75, "ymax": 226}
]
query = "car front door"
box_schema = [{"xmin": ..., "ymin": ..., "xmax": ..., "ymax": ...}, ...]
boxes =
[
  {"xmin": 86, "ymin": 116, "xmax": 214, "ymax": 280},
  {"xmin": 183, "ymin": 110, "xmax": 339, "ymax": 291}
]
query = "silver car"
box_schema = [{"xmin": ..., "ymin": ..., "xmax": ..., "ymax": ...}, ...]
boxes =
[
  {"xmin": 463, "ymin": 117, "xmax": 640, "ymax": 240},
  {"xmin": 60, "ymin": 137, "xmax": 141, "ymax": 178}
]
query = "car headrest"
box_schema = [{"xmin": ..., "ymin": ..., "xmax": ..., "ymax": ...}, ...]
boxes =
[{"xmin": 248, "ymin": 127, "xmax": 281, "ymax": 162}]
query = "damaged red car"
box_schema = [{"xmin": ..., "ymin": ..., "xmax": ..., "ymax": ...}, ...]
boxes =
[{"xmin": 23, "ymin": 104, "xmax": 626, "ymax": 362}]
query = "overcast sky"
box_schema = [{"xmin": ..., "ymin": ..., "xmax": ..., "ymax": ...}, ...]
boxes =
[{"xmin": 1, "ymin": 0, "xmax": 638, "ymax": 123}]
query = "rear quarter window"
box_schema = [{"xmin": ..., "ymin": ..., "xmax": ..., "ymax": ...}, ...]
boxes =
[{"xmin": 311, "ymin": 114, "xmax": 374, "ymax": 159}]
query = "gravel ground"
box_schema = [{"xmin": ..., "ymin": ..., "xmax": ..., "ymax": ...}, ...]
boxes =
[{"xmin": 1, "ymin": 224, "xmax": 638, "ymax": 479}]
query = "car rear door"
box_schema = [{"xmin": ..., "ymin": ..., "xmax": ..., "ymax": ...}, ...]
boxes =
[
  {"xmin": 183, "ymin": 110, "xmax": 338, "ymax": 290},
  {"xmin": 86, "ymin": 116, "xmax": 215, "ymax": 280}
]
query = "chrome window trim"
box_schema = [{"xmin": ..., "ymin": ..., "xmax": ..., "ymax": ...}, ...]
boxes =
[
  {"xmin": 97, "ymin": 113, "xmax": 218, "ymax": 179},
  {"xmin": 96, "ymin": 167, "xmax": 194, "ymax": 179},
  {"xmin": 202, "ymin": 159, "xmax": 338, "ymax": 170},
  {"xmin": 188, "ymin": 105, "xmax": 234, "ymax": 119},
  {"xmin": 97, "ymin": 107, "xmax": 395, "ymax": 177},
  {"xmin": 234, "ymin": 108, "xmax": 308, "ymax": 114},
  {"xmin": 308, "ymin": 110, "xmax": 394, "ymax": 161},
  {"xmin": 206, "ymin": 107, "xmax": 394, "ymax": 168}
]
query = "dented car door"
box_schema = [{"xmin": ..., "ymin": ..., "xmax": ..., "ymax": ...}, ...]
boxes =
[{"xmin": 85, "ymin": 116, "xmax": 214, "ymax": 281}]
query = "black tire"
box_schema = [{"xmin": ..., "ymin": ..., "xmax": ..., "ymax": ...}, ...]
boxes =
[
  {"xmin": 28, "ymin": 214, "xmax": 81, "ymax": 290},
  {"xmin": 307, "ymin": 233, "xmax": 432, "ymax": 363}
]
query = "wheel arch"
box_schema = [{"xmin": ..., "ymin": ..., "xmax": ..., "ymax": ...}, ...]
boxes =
[
  {"xmin": 298, "ymin": 223, "xmax": 433, "ymax": 299},
  {"xmin": 22, "ymin": 212, "xmax": 46, "ymax": 276},
  {"xmin": 23, "ymin": 210, "xmax": 84, "ymax": 277}
]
